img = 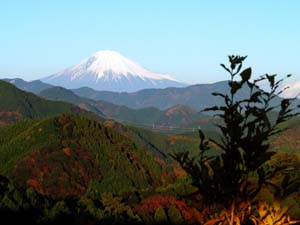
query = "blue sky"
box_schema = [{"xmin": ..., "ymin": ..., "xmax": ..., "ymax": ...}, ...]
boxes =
[{"xmin": 0, "ymin": 0, "xmax": 299, "ymax": 84}]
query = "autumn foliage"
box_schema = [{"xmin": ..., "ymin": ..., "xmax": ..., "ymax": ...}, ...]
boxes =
[{"xmin": 136, "ymin": 195, "xmax": 203, "ymax": 224}]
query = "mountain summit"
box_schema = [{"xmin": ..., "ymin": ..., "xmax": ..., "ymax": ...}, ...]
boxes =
[{"xmin": 42, "ymin": 50, "xmax": 186, "ymax": 92}]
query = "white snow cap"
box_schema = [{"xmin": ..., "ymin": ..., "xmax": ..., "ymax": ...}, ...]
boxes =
[
  {"xmin": 42, "ymin": 50, "xmax": 186, "ymax": 92},
  {"xmin": 55, "ymin": 50, "xmax": 178, "ymax": 81},
  {"xmin": 282, "ymin": 81, "xmax": 300, "ymax": 98}
]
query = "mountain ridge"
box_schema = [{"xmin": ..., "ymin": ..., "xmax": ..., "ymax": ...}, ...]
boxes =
[
  {"xmin": 2, "ymin": 78, "xmax": 53, "ymax": 94},
  {"xmin": 39, "ymin": 86, "xmax": 211, "ymax": 130},
  {"xmin": 72, "ymin": 80, "xmax": 300, "ymax": 112},
  {"xmin": 0, "ymin": 80, "xmax": 101, "ymax": 126}
]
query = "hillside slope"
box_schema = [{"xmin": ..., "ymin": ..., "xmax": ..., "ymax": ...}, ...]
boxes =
[
  {"xmin": 0, "ymin": 80, "xmax": 74, "ymax": 121},
  {"xmin": 0, "ymin": 80, "xmax": 100, "ymax": 126},
  {"xmin": 2, "ymin": 78, "xmax": 53, "ymax": 94},
  {"xmin": 0, "ymin": 114, "xmax": 162, "ymax": 198}
]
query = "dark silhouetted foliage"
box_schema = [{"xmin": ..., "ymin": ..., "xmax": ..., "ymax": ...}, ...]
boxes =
[{"xmin": 173, "ymin": 55, "xmax": 300, "ymax": 203}]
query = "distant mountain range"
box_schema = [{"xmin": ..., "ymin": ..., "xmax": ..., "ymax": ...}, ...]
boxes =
[
  {"xmin": 3, "ymin": 78, "xmax": 300, "ymax": 117},
  {"xmin": 72, "ymin": 81, "xmax": 231, "ymax": 111},
  {"xmin": 2, "ymin": 78, "xmax": 53, "ymax": 94},
  {"xmin": 39, "ymin": 86, "xmax": 214, "ymax": 130},
  {"xmin": 41, "ymin": 50, "xmax": 186, "ymax": 92},
  {"xmin": 0, "ymin": 78, "xmax": 229, "ymax": 129},
  {"xmin": 73, "ymin": 81, "xmax": 300, "ymax": 112}
]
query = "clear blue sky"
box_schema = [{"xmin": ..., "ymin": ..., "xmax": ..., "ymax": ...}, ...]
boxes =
[{"xmin": 0, "ymin": 0, "xmax": 299, "ymax": 84}]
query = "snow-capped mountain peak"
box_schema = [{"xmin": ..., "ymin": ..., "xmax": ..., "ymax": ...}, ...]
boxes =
[
  {"xmin": 42, "ymin": 50, "xmax": 185, "ymax": 92},
  {"xmin": 77, "ymin": 50, "xmax": 178, "ymax": 81}
]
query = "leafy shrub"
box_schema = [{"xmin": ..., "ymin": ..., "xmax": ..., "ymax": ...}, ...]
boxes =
[{"xmin": 173, "ymin": 55, "xmax": 300, "ymax": 203}]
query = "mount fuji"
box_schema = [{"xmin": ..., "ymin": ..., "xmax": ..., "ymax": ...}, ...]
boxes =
[{"xmin": 41, "ymin": 50, "xmax": 186, "ymax": 92}]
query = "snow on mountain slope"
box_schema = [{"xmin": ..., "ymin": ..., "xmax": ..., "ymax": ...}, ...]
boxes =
[
  {"xmin": 42, "ymin": 50, "xmax": 186, "ymax": 92},
  {"xmin": 281, "ymin": 81, "xmax": 300, "ymax": 98}
]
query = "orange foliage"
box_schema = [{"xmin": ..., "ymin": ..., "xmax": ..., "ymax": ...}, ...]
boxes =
[
  {"xmin": 63, "ymin": 147, "xmax": 71, "ymax": 156},
  {"xmin": 167, "ymin": 134, "xmax": 198, "ymax": 145},
  {"xmin": 271, "ymin": 127, "xmax": 300, "ymax": 153},
  {"xmin": 13, "ymin": 145, "xmax": 102, "ymax": 198},
  {"xmin": 173, "ymin": 162, "xmax": 186, "ymax": 178},
  {"xmin": 27, "ymin": 179, "xmax": 38, "ymax": 188},
  {"xmin": 103, "ymin": 119, "xmax": 116, "ymax": 128},
  {"xmin": 136, "ymin": 195, "xmax": 203, "ymax": 224},
  {"xmin": 0, "ymin": 111, "xmax": 23, "ymax": 126}
]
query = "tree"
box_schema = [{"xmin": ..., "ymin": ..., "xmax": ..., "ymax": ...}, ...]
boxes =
[
  {"xmin": 154, "ymin": 206, "xmax": 168, "ymax": 223},
  {"xmin": 173, "ymin": 55, "xmax": 300, "ymax": 203},
  {"xmin": 168, "ymin": 204, "xmax": 183, "ymax": 225}
]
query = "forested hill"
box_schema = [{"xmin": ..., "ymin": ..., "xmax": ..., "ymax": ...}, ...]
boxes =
[
  {"xmin": 0, "ymin": 80, "xmax": 96, "ymax": 126},
  {"xmin": 2, "ymin": 78, "xmax": 53, "ymax": 94},
  {"xmin": 0, "ymin": 114, "xmax": 163, "ymax": 198}
]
